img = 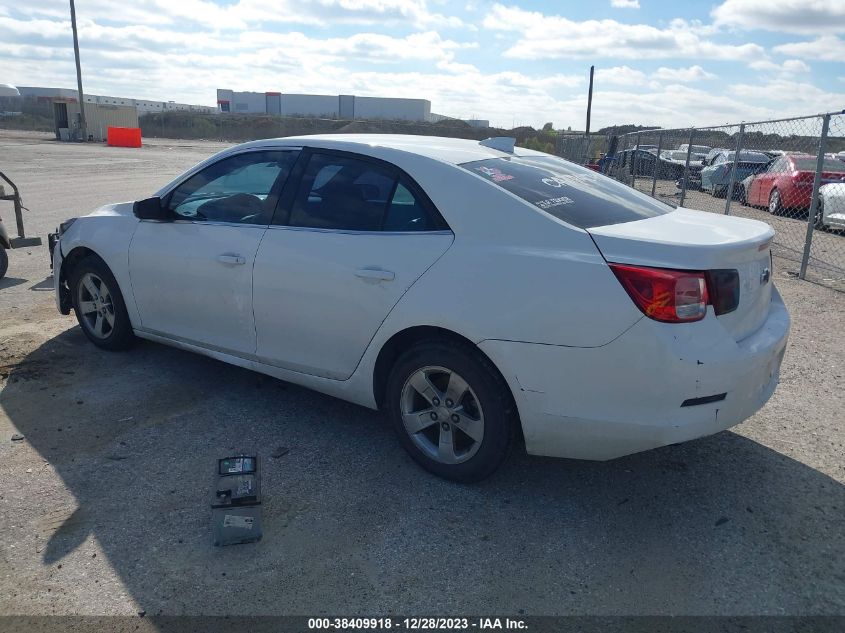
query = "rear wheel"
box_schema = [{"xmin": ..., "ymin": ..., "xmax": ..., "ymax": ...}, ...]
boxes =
[
  {"xmin": 69, "ymin": 256, "xmax": 134, "ymax": 350},
  {"xmin": 769, "ymin": 189, "xmax": 783, "ymax": 215},
  {"xmin": 713, "ymin": 185, "xmax": 726, "ymax": 198},
  {"xmin": 0, "ymin": 247, "xmax": 7, "ymax": 280},
  {"xmin": 739, "ymin": 185, "xmax": 748, "ymax": 205},
  {"xmin": 386, "ymin": 340, "xmax": 514, "ymax": 482},
  {"xmin": 814, "ymin": 198, "xmax": 826, "ymax": 230}
]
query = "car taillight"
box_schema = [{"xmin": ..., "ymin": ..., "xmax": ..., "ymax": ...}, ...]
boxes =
[
  {"xmin": 706, "ymin": 269, "xmax": 740, "ymax": 315},
  {"xmin": 609, "ymin": 264, "xmax": 709, "ymax": 323}
]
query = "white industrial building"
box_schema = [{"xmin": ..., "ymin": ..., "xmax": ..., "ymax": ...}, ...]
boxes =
[
  {"xmin": 15, "ymin": 86, "xmax": 215, "ymax": 114},
  {"xmin": 217, "ymin": 89, "xmax": 432, "ymax": 121}
]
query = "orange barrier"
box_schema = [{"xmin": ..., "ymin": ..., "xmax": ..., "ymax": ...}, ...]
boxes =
[{"xmin": 107, "ymin": 127, "xmax": 142, "ymax": 148}]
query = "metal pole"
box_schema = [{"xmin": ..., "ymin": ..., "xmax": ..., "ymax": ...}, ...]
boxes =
[
  {"xmin": 650, "ymin": 132, "xmax": 663, "ymax": 198},
  {"xmin": 631, "ymin": 132, "xmax": 641, "ymax": 190},
  {"xmin": 69, "ymin": 0, "xmax": 87, "ymax": 141},
  {"xmin": 799, "ymin": 113, "xmax": 831, "ymax": 279},
  {"xmin": 679, "ymin": 129, "xmax": 694, "ymax": 208},
  {"xmin": 585, "ymin": 65, "xmax": 594, "ymax": 137},
  {"xmin": 724, "ymin": 123, "xmax": 745, "ymax": 215}
]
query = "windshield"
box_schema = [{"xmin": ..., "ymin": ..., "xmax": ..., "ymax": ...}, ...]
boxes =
[{"xmin": 461, "ymin": 155, "xmax": 673, "ymax": 229}]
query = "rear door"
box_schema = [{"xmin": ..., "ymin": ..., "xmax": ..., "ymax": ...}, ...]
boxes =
[{"xmin": 252, "ymin": 149, "xmax": 453, "ymax": 379}]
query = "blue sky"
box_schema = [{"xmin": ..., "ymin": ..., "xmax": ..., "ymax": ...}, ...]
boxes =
[{"xmin": 1, "ymin": 0, "xmax": 843, "ymax": 129}]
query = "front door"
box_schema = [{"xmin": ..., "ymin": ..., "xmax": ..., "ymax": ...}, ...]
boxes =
[{"xmin": 129, "ymin": 149, "xmax": 298, "ymax": 355}]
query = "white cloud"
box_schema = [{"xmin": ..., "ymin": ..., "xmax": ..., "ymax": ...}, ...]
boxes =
[
  {"xmin": 2, "ymin": 0, "xmax": 843, "ymax": 130},
  {"xmin": 653, "ymin": 65, "xmax": 716, "ymax": 82},
  {"xmin": 774, "ymin": 36, "xmax": 845, "ymax": 62},
  {"xmin": 13, "ymin": 0, "xmax": 463, "ymax": 29},
  {"xmin": 482, "ymin": 5, "xmax": 765, "ymax": 60},
  {"xmin": 595, "ymin": 66, "xmax": 646, "ymax": 86},
  {"xmin": 712, "ymin": 0, "xmax": 845, "ymax": 35},
  {"xmin": 610, "ymin": 0, "xmax": 640, "ymax": 8},
  {"xmin": 748, "ymin": 59, "xmax": 811, "ymax": 75},
  {"xmin": 729, "ymin": 79, "xmax": 845, "ymax": 116}
]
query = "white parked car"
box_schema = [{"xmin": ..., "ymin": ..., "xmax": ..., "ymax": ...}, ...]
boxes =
[
  {"xmin": 817, "ymin": 183, "xmax": 845, "ymax": 230},
  {"xmin": 51, "ymin": 135, "xmax": 790, "ymax": 481}
]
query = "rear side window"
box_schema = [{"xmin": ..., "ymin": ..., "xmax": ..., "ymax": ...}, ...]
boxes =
[
  {"xmin": 460, "ymin": 155, "xmax": 671, "ymax": 229},
  {"xmin": 288, "ymin": 153, "xmax": 445, "ymax": 232}
]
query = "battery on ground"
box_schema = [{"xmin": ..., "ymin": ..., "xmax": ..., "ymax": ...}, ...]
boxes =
[{"xmin": 211, "ymin": 454, "xmax": 262, "ymax": 546}]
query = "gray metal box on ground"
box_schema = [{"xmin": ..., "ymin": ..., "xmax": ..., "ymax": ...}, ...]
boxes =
[{"xmin": 211, "ymin": 455, "xmax": 262, "ymax": 546}]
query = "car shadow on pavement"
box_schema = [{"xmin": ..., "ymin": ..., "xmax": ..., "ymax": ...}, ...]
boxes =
[
  {"xmin": 2, "ymin": 327, "xmax": 843, "ymax": 616},
  {"xmin": 0, "ymin": 276, "xmax": 27, "ymax": 290}
]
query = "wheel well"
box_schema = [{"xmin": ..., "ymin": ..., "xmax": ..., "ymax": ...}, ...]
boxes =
[
  {"xmin": 62, "ymin": 246, "xmax": 100, "ymax": 275},
  {"xmin": 372, "ymin": 326, "xmax": 517, "ymax": 414},
  {"xmin": 58, "ymin": 247, "xmax": 101, "ymax": 314}
]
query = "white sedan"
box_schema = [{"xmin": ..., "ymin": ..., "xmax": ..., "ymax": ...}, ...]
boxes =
[
  {"xmin": 51, "ymin": 135, "xmax": 790, "ymax": 482},
  {"xmin": 817, "ymin": 182, "xmax": 845, "ymax": 230}
]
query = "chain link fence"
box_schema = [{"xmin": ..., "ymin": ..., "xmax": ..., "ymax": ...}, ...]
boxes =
[{"xmin": 593, "ymin": 112, "xmax": 845, "ymax": 290}]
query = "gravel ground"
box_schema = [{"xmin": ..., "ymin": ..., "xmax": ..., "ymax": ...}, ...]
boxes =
[{"xmin": 0, "ymin": 130, "xmax": 843, "ymax": 617}]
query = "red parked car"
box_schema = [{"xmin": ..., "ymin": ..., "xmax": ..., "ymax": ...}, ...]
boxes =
[{"xmin": 743, "ymin": 154, "xmax": 845, "ymax": 214}]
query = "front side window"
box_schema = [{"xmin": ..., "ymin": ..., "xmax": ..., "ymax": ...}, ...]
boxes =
[
  {"xmin": 288, "ymin": 153, "xmax": 444, "ymax": 232},
  {"xmin": 168, "ymin": 151, "xmax": 297, "ymax": 225},
  {"xmin": 461, "ymin": 155, "xmax": 672, "ymax": 229}
]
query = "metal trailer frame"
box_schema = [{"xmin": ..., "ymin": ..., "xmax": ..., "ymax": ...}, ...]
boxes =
[{"xmin": 0, "ymin": 170, "xmax": 43, "ymax": 279}]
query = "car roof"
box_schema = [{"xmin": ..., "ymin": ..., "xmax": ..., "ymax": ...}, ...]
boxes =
[{"xmin": 232, "ymin": 134, "xmax": 544, "ymax": 166}]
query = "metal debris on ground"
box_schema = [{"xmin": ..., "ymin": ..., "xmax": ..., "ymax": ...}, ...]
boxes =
[{"xmin": 211, "ymin": 455, "xmax": 262, "ymax": 546}]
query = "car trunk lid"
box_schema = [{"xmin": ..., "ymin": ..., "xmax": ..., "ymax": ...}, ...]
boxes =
[{"xmin": 588, "ymin": 208, "xmax": 775, "ymax": 341}]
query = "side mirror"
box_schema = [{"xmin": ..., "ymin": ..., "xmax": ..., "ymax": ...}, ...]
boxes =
[{"xmin": 133, "ymin": 196, "xmax": 170, "ymax": 221}]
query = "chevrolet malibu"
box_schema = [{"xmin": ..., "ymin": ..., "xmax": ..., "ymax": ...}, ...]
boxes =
[{"xmin": 51, "ymin": 135, "xmax": 790, "ymax": 482}]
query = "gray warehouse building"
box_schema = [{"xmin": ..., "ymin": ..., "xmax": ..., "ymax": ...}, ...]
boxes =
[{"xmin": 217, "ymin": 89, "xmax": 432, "ymax": 121}]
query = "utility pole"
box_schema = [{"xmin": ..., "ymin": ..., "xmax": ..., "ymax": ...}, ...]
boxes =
[
  {"xmin": 69, "ymin": 0, "xmax": 87, "ymax": 141},
  {"xmin": 585, "ymin": 65, "xmax": 594, "ymax": 136}
]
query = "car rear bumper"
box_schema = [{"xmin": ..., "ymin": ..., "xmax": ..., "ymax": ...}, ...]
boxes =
[{"xmin": 479, "ymin": 288, "xmax": 790, "ymax": 461}]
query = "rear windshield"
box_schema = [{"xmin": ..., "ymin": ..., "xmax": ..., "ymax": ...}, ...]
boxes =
[
  {"xmin": 460, "ymin": 155, "xmax": 672, "ymax": 229},
  {"xmin": 792, "ymin": 157, "xmax": 845, "ymax": 172}
]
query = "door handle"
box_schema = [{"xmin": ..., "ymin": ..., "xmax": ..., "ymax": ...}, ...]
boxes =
[
  {"xmin": 355, "ymin": 267, "xmax": 395, "ymax": 282},
  {"xmin": 217, "ymin": 254, "xmax": 246, "ymax": 265}
]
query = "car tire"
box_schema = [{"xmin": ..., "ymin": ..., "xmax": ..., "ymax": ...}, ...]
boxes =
[
  {"xmin": 769, "ymin": 189, "xmax": 783, "ymax": 215},
  {"xmin": 713, "ymin": 185, "xmax": 726, "ymax": 198},
  {"xmin": 0, "ymin": 247, "xmax": 7, "ymax": 281},
  {"xmin": 386, "ymin": 339, "xmax": 514, "ymax": 483},
  {"xmin": 69, "ymin": 255, "xmax": 134, "ymax": 350},
  {"xmin": 739, "ymin": 186, "xmax": 747, "ymax": 205}
]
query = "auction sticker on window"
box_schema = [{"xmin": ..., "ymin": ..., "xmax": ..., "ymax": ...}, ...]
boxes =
[
  {"xmin": 536, "ymin": 195, "xmax": 574, "ymax": 210},
  {"xmin": 474, "ymin": 166, "xmax": 514, "ymax": 182}
]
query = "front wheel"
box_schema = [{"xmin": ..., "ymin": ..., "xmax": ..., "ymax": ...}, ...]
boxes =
[
  {"xmin": 69, "ymin": 256, "xmax": 134, "ymax": 350},
  {"xmin": 386, "ymin": 340, "xmax": 514, "ymax": 482},
  {"xmin": 0, "ymin": 247, "xmax": 7, "ymax": 280}
]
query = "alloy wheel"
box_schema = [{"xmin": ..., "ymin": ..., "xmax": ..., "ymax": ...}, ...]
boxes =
[
  {"xmin": 77, "ymin": 272, "xmax": 116, "ymax": 339},
  {"xmin": 400, "ymin": 366, "xmax": 484, "ymax": 465},
  {"xmin": 769, "ymin": 190, "xmax": 780, "ymax": 214}
]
